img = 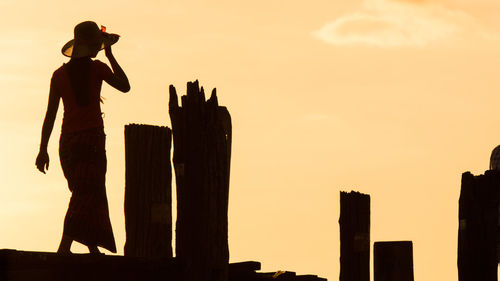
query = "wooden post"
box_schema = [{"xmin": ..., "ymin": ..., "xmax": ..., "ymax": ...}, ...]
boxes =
[
  {"xmin": 124, "ymin": 124, "xmax": 172, "ymax": 258},
  {"xmin": 458, "ymin": 171, "xmax": 499, "ymax": 281},
  {"xmin": 339, "ymin": 191, "xmax": 370, "ymax": 281},
  {"xmin": 169, "ymin": 81, "xmax": 232, "ymax": 281},
  {"xmin": 374, "ymin": 241, "xmax": 414, "ymax": 281}
]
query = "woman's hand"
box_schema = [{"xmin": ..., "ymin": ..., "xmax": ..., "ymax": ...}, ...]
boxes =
[
  {"xmin": 104, "ymin": 34, "xmax": 120, "ymax": 58},
  {"xmin": 104, "ymin": 45, "xmax": 113, "ymax": 58},
  {"xmin": 35, "ymin": 149, "xmax": 50, "ymax": 174},
  {"xmin": 104, "ymin": 35, "xmax": 130, "ymax": 93}
]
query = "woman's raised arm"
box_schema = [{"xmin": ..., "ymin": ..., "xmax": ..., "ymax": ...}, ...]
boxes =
[{"xmin": 104, "ymin": 44, "xmax": 130, "ymax": 93}]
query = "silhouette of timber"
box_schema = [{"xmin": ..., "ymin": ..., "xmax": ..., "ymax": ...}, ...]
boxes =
[
  {"xmin": 169, "ymin": 81, "xmax": 232, "ymax": 281},
  {"xmin": 0, "ymin": 249, "xmax": 179, "ymax": 281},
  {"xmin": 124, "ymin": 124, "xmax": 172, "ymax": 258},
  {"xmin": 0, "ymin": 251, "xmax": 327, "ymax": 281},
  {"xmin": 458, "ymin": 171, "xmax": 500, "ymax": 281},
  {"xmin": 373, "ymin": 241, "xmax": 414, "ymax": 281},
  {"xmin": 228, "ymin": 261, "xmax": 327, "ymax": 281},
  {"xmin": 339, "ymin": 191, "xmax": 370, "ymax": 281}
]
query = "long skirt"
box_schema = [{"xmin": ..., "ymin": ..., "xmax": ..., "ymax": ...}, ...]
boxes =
[{"xmin": 59, "ymin": 127, "xmax": 116, "ymax": 253}]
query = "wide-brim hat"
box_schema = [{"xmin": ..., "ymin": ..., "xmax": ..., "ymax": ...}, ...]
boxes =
[{"xmin": 61, "ymin": 21, "xmax": 119, "ymax": 58}]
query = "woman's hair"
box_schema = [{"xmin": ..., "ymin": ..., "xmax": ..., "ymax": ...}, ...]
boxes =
[{"xmin": 66, "ymin": 57, "xmax": 92, "ymax": 106}]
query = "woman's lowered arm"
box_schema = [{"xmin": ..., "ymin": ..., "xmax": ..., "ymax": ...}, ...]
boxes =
[{"xmin": 36, "ymin": 82, "xmax": 60, "ymax": 174}]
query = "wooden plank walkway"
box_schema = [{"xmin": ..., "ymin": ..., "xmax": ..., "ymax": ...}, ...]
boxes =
[
  {"xmin": 0, "ymin": 249, "xmax": 327, "ymax": 281},
  {"xmin": 0, "ymin": 249, "xmax": 178, "ymax": 281}
]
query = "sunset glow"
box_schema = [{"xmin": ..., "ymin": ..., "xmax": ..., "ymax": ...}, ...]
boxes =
[{"xmin": 2, "ymin": 0, "xmax": 500, "ymax": 280}]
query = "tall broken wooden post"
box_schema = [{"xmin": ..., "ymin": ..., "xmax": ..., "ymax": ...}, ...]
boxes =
[
  {"xmin": 374, "ymin": 241, "xmax": 414, "ymax": 281},
  {"xmin": 169, "ymin": 81, "xmax": 232, "ymax": 281},
  {"xmin": 124, "ymin": 124, "xmax": 172, "ymax": 258},
  {"xmin": 339, "ymin": 191, "xmax": 370, "ymax": 281},
  {"xmin": 458, "ymin": 171, "xmax": 499, "ymax": 281}
]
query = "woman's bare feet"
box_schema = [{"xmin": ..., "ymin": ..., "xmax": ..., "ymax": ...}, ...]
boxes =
[
  {"xmin": 88, "ymin": 245, "xmax": 101, "ymax": 254},
  {"xmin": 57, "ymin": 234, "xmax": 73, "ymax": 254}
]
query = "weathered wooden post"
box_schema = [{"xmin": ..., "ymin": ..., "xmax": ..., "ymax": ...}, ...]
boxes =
[
  {"xmin": 458, "ymin": 171, "xmax": 499, "ymax": 281},
  {"xmin": 374, "ymin": 241, "xmax": 414, "ymax": 281},
  {"xmin": 169, "ymin": 81, "xmax": 232, "ymax": 281},
  {"xmin": 124, "ymin": 124, "xmax": 172, "ymax": 258},
  {"xmin": 339, "ymin": 191, "xmax": 370, "ymax": 281}
]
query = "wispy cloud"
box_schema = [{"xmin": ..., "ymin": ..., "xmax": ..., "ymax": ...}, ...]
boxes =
[{"xmin": 313, "ymin": 0, "xmax": 495, "ymax": 47}]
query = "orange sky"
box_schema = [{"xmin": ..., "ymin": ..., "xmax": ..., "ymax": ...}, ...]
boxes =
[{"xmin": 2, "ymin": 0, "xmax": 500, "ymax": 280}]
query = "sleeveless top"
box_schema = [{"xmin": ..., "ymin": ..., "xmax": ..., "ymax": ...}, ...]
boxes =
[{"xmin": 51, "ymin": 60, "xmax": 112, "ymax": 133}]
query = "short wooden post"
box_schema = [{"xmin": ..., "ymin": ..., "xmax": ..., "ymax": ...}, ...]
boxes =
[
  {"xmin": 169, "ymin": 81, "xmax": 232, "ymax": 281},
  {"xmin": 374, "ymin": 241, "xmax": 414, "ymax": 281},
  {"xmin": 339, "ymin": 191, "xmax": 370, "ymax": 281},
  {"xmin": 124, "ymin": 124, "xmax": 172, "ymax": 258},
  {"xmin": 458, "ymin": 171, "xmax": 499, "ymax": 281}
]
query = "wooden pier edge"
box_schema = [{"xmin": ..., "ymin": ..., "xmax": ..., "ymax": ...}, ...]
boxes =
[{"xmin": 0, "ymin": 250, "xmax": 327, "ymax": 281}]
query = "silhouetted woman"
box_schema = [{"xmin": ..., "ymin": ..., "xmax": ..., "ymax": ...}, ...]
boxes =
[{"xmin": 35, "ymin": 21, "xmax": 130, "ymax": 254}]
